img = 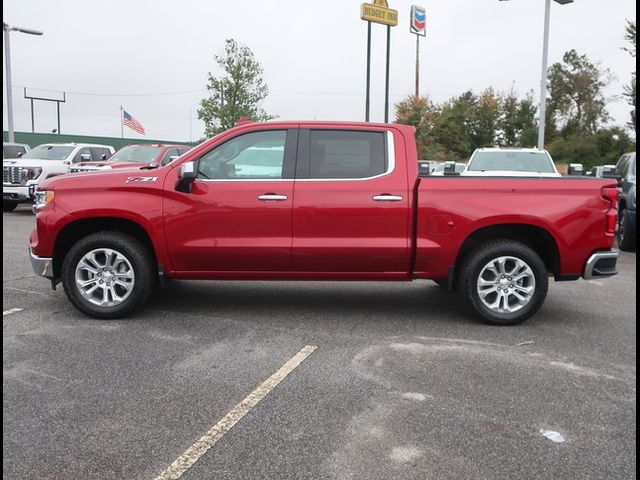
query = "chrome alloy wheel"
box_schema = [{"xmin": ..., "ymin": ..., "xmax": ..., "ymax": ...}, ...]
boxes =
[
  {"xmin": 476, "ymin": 256, "xmax": 535, "ymax": 314},
  {"xmin": 75, "ymin": 248, "xmax": 135, "ymax": 307}
]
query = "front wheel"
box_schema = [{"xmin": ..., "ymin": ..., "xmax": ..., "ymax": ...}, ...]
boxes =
[
  {"xmin": 62, "ymin": 232, "xmax": 155, "ymax": 319},
  {"xmin": 458, "ymin": 240, "xmax": 548, "ymax": 325}
]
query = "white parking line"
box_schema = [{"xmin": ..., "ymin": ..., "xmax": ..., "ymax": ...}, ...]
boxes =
[
  {"xmin": 4, "ymin": 286, "xmax": 49, "ymax": 296},
  {"xmin": 3, "ymin": 308, "xmax": 23, "ymax": 316},
  {"xmin": 154, "ymin": 344, "xmax": 318, "ymax": 480}
]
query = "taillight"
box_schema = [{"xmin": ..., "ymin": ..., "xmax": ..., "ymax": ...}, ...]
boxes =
[
  {"xmin": 601, "ymin": 186, "xmax": 618, "ymax": 204},
  {"xmin": 601, "ymin": 185, "xmax": 618, "ymax": 235}
]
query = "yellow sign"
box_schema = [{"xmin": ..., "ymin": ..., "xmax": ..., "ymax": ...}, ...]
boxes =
[{"xmin": 361, "ymin": 2, "xmax": 398, "ymax": 27}]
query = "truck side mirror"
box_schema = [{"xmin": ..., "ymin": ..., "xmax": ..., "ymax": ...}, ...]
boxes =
[
  {"xmin": 176, "ymin": 161, "xmax": 198, "ymax": 193},
  {"xmin": 80, "ymin": 153, "xmax": 92, "ymax": 162},
  {"xmin": 567, "ymin": 163, "xmax": 583, "ymax": 176},
  {"xmin": 443, "ymin": 161, "xmax": 459, "ymax": 176},
  {"xmin": 418, "ymin": 161, "xmax": 431, "ymax": 176}
]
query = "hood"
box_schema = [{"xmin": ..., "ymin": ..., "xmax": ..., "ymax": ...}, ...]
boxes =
[
  {"xmin": 461, "ymin": 170, "xmax": 562, "ymax": 178},
  {"xmin": 41, "ymin": 165, "xmax": 164, "ymax": 190},
  {"xmin": 3, "ymin": 158, "xmax": 67, "ymax": 168}
]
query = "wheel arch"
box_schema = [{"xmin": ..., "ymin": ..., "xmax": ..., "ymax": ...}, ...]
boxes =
[
  {"xmin": 52, "ymin": 217, "xmax": 157, "ymax": 279},
  {"xmin": 454, "ymin": 223, "xmax": 560, "ymax": 279}
]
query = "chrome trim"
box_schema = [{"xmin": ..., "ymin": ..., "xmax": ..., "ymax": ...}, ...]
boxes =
[
  {"xmin": 197, "ymin": 130, "xmax": 396, "ymax": 183},
  {"xmin": 29, "ymin": 247, "xmax": 54, "ymax": 279},
  {"xmin": 373, "ymin": 195, "xmax": 403, "ymax": 201},
  {"xmin": 583, "ymin": 251, "xmax": 619, "ymax": 280},
  {"xmin": 257, "ymin": 194, "xmax": 288, "ymax": 201}
]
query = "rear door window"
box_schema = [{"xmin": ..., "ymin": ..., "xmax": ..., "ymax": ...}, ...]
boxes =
[{"xmin": 306, "ymin": 130, "xmax": 387, "ymax": 179}]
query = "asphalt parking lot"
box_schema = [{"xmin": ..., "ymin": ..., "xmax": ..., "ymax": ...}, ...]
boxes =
[{"xmin": 3, "ymin": 204, "xmax": 636, "ymax": 480}]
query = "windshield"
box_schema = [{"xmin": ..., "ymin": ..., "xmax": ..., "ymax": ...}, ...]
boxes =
[
  {"xmin": 21, "ymin": 145, "xmax": 74, "ymax": 161},
  {"xmin": 109, "ymin": 146, "xmax": 164, "ymax": 163},
  {"xmin": 468, "ymin": 151, "xmax": 555, "ymax": 173}
]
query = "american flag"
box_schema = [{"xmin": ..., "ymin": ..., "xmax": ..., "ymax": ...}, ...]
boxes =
[{"xmin": 123, "ymin": 110, "xmax": 145, "ymax": 135}]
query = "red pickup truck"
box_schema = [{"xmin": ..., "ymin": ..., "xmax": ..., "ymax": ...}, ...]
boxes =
[{"xmin": 29, "ymin": 121, "xmax": 619, "ymax": 325}]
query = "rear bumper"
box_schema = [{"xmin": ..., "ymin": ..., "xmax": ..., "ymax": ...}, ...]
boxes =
[
  {"xmin": 29, "ymin": 246, "xmax": 54, "ymax": 279},
  {"xmin": 583, "ymin": 250, "xmax": 619, "ymax": 280}
]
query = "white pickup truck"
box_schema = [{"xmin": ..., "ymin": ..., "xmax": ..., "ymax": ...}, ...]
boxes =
[
  {"xmin": 3, "ymin": 143, "xmax": 114, "ymax": 211},
  {"xmin": 462, "ymin": 147, "xmax": 562, "ymax": 177}
]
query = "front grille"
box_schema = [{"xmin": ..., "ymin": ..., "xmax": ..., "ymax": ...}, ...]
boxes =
[{"xmin": 3, "ymin": 166, "xmax": 25, "ymax": 185}]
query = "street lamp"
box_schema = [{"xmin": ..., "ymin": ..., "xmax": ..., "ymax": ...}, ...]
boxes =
[
  {"xmin": 500, "ymin": 0, "xmax": 574, "ymax": 149},
  {"xmin": 3, "ymin": 23, "xmax": 43, "ymax": 143}
]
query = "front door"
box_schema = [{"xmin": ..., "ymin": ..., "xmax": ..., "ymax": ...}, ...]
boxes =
[{"xmin": 163, "ymin": 128, "xmax": 298, "ymax": 272}]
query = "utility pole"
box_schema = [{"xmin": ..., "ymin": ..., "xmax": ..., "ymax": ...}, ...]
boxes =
[{"xmin": 409, "ymin": 6, "xmax": 427, "ymax": 98}]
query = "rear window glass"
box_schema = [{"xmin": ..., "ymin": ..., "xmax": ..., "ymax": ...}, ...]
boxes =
[{"xmin": 309, "ymin": 130, "xmax": 386, "ymax": 179}]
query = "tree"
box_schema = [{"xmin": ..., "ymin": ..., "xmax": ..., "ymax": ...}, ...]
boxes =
[
  {"xmin": 394, "ymin": 95, "xmax": 438, "ymax": 159},
  {"xmin": 546, "ymin": 50, "xmax": 612, "ymax": 136},
  {"xmin": 498, "ymin": 90, "xmax": 538, "ymax": 147},
  {"xmin": 198, "ymin": 39, "xmax": 275, "ymax": 137},
  {"xmin": 547, "ymin": 128, "xmax": 635, "ymax": 170},
  {"xmin": 623, "ymin": 20, "xmax": 636, "ymax": 131}
]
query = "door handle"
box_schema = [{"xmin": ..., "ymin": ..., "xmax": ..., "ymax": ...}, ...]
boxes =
[
  {"xmin": 373, "ymin": 194, "xmax": 403, "ymax": 202},
  {"xmin": 258, "ymin": 194, "xmax": 288, "ymax": 201}
]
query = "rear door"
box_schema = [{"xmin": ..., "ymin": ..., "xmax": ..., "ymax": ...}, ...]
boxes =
[
  {"xmin": 291, "ymin": 127, "xmax": 411, "ymax": 273},
  {"xmin": 163, "ymin": 128, "xmax": 298, "ymax": 272}
]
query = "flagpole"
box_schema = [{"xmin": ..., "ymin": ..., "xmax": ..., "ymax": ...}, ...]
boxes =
[{"xmin": 120, "ymin": 105, "xmax": 124, "ymax": 138}]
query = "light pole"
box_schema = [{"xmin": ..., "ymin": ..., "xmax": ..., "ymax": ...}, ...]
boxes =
[
  {"xmin": 3, "ymin": 23, "xmax": 43, "ymax": 143},
  {"xmin": 500, "ymin": 0, "xmax": 573, "ymax": 149}
]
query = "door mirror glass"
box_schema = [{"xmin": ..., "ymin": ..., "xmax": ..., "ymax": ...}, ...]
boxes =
[{"xmin": 567, "ymin": 163, "xmax": 583, "ymax": 176}]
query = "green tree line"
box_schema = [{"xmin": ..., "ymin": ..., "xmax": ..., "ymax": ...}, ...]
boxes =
[{"xmin": 395, "ymin": 21, "xmax": 636, "ymax": 170}]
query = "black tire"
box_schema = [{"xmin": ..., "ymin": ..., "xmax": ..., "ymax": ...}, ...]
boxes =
[
  {"xmin": 618, "ymin": 209, "xmax": 636, "ymax": 252},
  {"xmin": 62, "ymin": 232, "xmax": 156, "ymax": 319},
  {"xmin": 458, "ymin": 240, "xmax": 548, "ymax": 326},
  {"xmin": 3, "ymin": 201, "xmax": 18, "ymax": 212}
]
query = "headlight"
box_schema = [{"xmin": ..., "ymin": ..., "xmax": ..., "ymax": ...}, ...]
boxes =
[
  {"xmin": 34, "ymin": 190, "xmax": 55, "ymax": 210},
  {"xmin": 24, "ymin": 167, "xmax": 42, "ymax": 181}
]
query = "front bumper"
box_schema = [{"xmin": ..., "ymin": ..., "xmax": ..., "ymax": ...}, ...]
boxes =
[
  {"xmin": 3, "ymin": 184, "xmax": 36, "ymax": 202},
  {"xmin": 583, "ymin": 250, "xmax": 619, "ymax": 280},
  {"xmin": 29, "ymin": 246, "xmax": 54, "ymax": 279}
]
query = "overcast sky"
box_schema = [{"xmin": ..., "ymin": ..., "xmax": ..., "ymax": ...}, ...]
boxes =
[{"xmin": 2, "ymin": 0, "xmax": 636, "ymax": 142}]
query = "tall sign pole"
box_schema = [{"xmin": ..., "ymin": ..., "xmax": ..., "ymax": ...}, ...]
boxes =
[
  {"xmin": 360, "ymin": 0, "xmax": 398, "ymax": 122},
  {"xmin": 384, "ymin": 25, "xmax": 391, "ymax": 122},
  {"xmin": 365, "ymin": 21, "xmax": 372, "ymax": 121},
  {"xmin": 410, "ymin": 6, "xmax": 427, "ymax": 98}
]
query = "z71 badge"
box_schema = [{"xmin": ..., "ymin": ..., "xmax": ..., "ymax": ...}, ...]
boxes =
[{"xmin": 125, "ymin": 176, "xmax": 158, "ymax": 183}]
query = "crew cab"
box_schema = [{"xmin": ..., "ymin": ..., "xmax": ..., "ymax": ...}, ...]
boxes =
[
  {"xmin": 70, "ymin": 144, "xmax": 191, "ymax": 173},
  {"xmin": 3, "ymin": 143, "xmax": 114, "ymax": 211},
  {"xmin": 29, "ymin": 121, "xmax": 619, "ymax": 325}
]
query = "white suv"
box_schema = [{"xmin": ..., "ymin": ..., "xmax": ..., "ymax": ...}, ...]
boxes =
[
  {"xmin": 3, "ymin": 143, "xmax": 114, "ymax": 211},
  {"xmin": 462, "ymin": 147, "xmax": 561, "ymax": 177}
]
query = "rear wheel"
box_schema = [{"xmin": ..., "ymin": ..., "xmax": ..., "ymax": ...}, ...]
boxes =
[
  {"xmin": 618, "ymin": 209, "xmax": 636, "ymax": 252},
  {"xmin": 62, "ymin": 232, "xmax": 155, "ymax": 319},
  {"xmin": 459, "ymin": 240, "xmax": 548, "ymax": 325},
  {"xmin": 3, "ymin": 201, "xmax": 18, "ymax": 212}
]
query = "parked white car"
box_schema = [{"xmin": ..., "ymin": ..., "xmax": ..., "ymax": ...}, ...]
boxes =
[
  {"xmin": 462, "ymin": 147, "xmax": 561, "ymax": 177},
  {"xmin": 3, "ymin": 143, "xmax": 114, "ymax": 211}
]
